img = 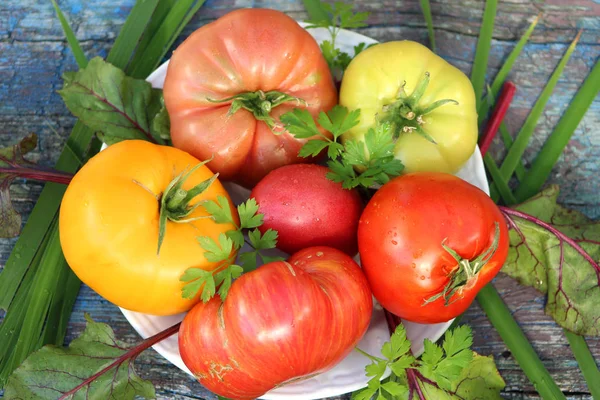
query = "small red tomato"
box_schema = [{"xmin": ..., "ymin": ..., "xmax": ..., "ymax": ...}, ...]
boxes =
[
  {"xmin": 178, "ymin": 247, "xmax": 373, "ymax": 400},
  {"xmin": 358, "ymin": 172, "xmax": 509, "ymax": 324},
  {"xmin": 250, "ymin": 164, "xmax": 363, "ymax": 255}
]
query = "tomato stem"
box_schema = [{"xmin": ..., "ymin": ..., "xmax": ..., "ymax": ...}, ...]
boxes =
[
  {"xmin": 208, "ymin": 90, "xmax": 306, "ymax": 131},
  {"xmin": 380, "ymin": 71, "xmax": 458, "ymax": 144},
  {"xmin": 423, "ymin": 222, "xmax": 501, "ymax": 306}
]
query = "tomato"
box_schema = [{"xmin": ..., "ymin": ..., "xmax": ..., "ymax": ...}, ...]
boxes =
[
  {"xmin": 250, "ymin": 164, "xmax": 363, "ymax": 255},
  {"xmin": 179, "ymin": 247, "xmax": 373, "ymax": 399},
  {"xmin": 358, "ymin": 172, "xmax": 509, "ymax": 323},
  {"xmin": 163, "ymin": 9, "xmax": 337, "ymax": 188},
  {"xmin": 339, "ymin": 41, "xmax": 477, "ymax": 174},
  {"xmin": 59, "ymin": 140, "xmax": 237, "ymax": 316}
]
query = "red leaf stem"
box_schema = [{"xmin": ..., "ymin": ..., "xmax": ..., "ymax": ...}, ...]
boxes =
[
  {"xmin": 499, "ymin": 206, "xmax": 600, "ymax": 278},
  {"xmin": 479, "ymin": 81, "xmax": 516, "ymax": 157},
  {"xmin": 0, "ymin": 167, "xmax": 74, "ymax": 185},
  {"xmin": 58, "ymin": 322, "xmax": 181, "ymax": 400}
]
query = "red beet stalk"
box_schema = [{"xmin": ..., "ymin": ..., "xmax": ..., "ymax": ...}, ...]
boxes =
[{"xmin": 479, "ymin": 81, "xmax": 516, "ymax": 157}]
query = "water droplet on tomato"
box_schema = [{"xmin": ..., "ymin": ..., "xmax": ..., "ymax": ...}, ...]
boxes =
[
  {"xmin": 411, "ymin": 263, "xmax": 416, "ymax": 269},
  {"xmin": 293, "ymin": 179, "xmax": 298, "ymax": 184},
  {"xmin": 391, "ymin": 240, "xmax": 398, "ymax": 245},
  {"xmin": 316, "ymin": 252, "xmax": 323, "ymax": 257},
  {"xmin": 282, "ymin": 202, "xmax": 290, "ymax": 206},
  {"xmin": 420, "ymin": 275, "xmax": 426, "ymax": 280},
  {"xmin": 314, "ymin": 217, "xmax": 320, "ymax": 222}
]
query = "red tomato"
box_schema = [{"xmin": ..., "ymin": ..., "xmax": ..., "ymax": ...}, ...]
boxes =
[
  {"xmin": 178, "ymin": 247, "xmax": 373, "ymax": 399},
  {"xmin": 163, "ymin": 9, "xmax": 337, "ymax": 187},
  {"xmin": 358, "ymin": 172, "xmax": 509, "ymax": 324},
  {"xmin": 251, "ymin": 164, "xmax": 364, "ymax": 255}
]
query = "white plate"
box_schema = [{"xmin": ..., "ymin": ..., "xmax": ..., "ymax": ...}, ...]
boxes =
[{"xmin": 118, "ymin": 23, "xmax": 489, "ymax": 400}]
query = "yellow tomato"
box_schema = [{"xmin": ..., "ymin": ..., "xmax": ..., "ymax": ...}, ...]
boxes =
[
  {"xmin": 340, "ymin": 41, "xmax": 477, "ymax": 174},
  {"xmin": 59, "ymin": 140, "xmax": 237, "ymax": 316}
]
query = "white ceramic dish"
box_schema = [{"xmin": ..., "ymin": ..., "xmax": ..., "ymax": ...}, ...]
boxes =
[{"xmin": 118, "ymin": 23, "xmax": 489, "ymax": 400}]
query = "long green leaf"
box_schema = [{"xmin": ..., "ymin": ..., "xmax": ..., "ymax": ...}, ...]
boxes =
[
  {"xmin": 483, "ymin": 154, "xmax": 516, "ymax": 204},
  {"xmin": 514, "ymin": 58, "xmax": 600, "ymax": 202},
  {"xmin": 499, "ymin": 31, "xmax": 582, "ymax": 182},
  {"xmin": 419, "ymin": 0, "xmax": 436, "ymax": 52},
  {"xmin": 108, "ymin": 0, "xmax": 160, "ymax": 70},
  {"xmin": 565, "ymin": 332, "xmax": 600, "ymax": 399},
  {"xmin": 302, "ymin": 0, "xmax": 330, "ymax": 23},
  {"xmin": 129, "ymin": 0, "xmax": 206, "ymax": 79},
  {"xmin": 50, "ymin": 0, "xmax": 87, "ymax": 69},
  {"xmin": 126, "ymin": 0, "xmax": 177, "ymax": 75},
  {"xmin": 477, "ymin": 285, "xmax": 566, "ymax": 400},
  {"xmin": 471, "ymin": 0, "xmax": 498, "ymax": 109}
]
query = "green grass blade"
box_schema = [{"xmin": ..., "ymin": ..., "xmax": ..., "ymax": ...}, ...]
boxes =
[
  {"xmin": 419, "ymin": 0, "xmax": 436, "ymax": 52},
  {"xmin": 514, "ymin": 58, "xmax": 600, "ymax": 202},
  {"xmin": 490, "ymin": 14, "xmax": 540, "ymax": 97},
  {"xmin": 302, "ymin": 0, "xmax": 330, "ymax": 22},
  {"xmin": 126, "ymin": 0, "xmax": 177, "ymax": 74},
  {"xmin": 498, "ymin": 122, "xmax": 526, "ymax": 180},
  {"xmin": 477, "ymin": 285, "xmax": 567, "ymax": 400},
  {"xmin": 484, "ymin": 153, "xmax": 517, "ymax": 204},
  {"xmin": 471, "ymin": 0, "xmax": 498, "ymax": 109},
  {"xmin": 50, "ymin": 0, "xmax": 87, "ymax": 69},
  {"xmin": 129, "ymin": 0, "xmax": 206, "ymax": 79},
  {"xmin": 108, "ymin": 0, "xmax": 160, "ymax": 69},
  {"xmin": 565, "ymin": 332, "xmax": 600, "ymax": 399},
  {"xmin": 478, "ymin": 13, "xmax": 540, "ymax": 125},
  {"xmin": 499, "ymin": 31, "xmax": 582, "ymax": 182}
]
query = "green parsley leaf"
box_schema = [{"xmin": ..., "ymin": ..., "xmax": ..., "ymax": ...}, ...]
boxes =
[
  {"xmin": 318, "ymin": 105, "xmax": 361, "ymax": 140},
  {"xmin": 299, "ymin": 139, "xmax": 330, "ymax": 158},
  {"xmin": 353, "ymin": 324, "xmax": 503, "ymax": 399},
  {"xmin": 239, "ymin": 251, "xmax": 260, "ymax": 272},
  {"xmin": 214, "ymin": 264, "xmax": 243, "ymax": 300},
  {"xmin": 237, "ymin": 198, "xmax": 263, "ymax": 229},
  {"xmin": 180, "ymin": 268, "xmax": 216, "ymax": 302},
  {"xmin": 198, "ymin": 233, "xmax": 233, "ymax": 263},
  {"xmin": 248, "ymin": 228, "xmax": 279, "ymax": 250},
  {"xmin": 280, "ymin": 108, "xmax": 321, "ymax": 139},
  {"xmin": 226, "ymin": 229, "xmax": 245, "ymax": 250},
  {"xmin": 203, "ymin": 195, "xmax": 235, "ymax": 224}
]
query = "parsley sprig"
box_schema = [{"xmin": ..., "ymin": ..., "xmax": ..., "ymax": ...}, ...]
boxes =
[
  {"xmin": 180, "ymin": 197, "xmax": 282, "ymax": 302},
  {"xmin": 352, "ymin": 325, "xmax": 498, "ymax": 400},
  {"xmin": 305, "ymin": 2, "xmax": 371, "ymax": 76},
  {"xmin": 281, "ymin": 105, "xmax": 404, "ymax": 189}
]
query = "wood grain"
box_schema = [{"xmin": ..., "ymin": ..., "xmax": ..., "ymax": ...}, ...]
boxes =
[{"xmin": 0, "ymin": 0, "xmax": 599, "ymax": 399}]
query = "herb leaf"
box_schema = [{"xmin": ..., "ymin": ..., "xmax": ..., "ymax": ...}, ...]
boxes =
[
  {"xmin": 353, "ymin": 325, "xmax": 503, "ymax": 399},
  {"xmin": 0, "ymin": 134, "xmax": 37, "ymax": 238},
  {"xmin": 59, "ymin": 57, "xmax": 166, "ymax": 145},
  {"xmin": 3, "ymin": 314, "xmax": 155, "ymax": 400},
  {"xmin": 198, "ymin": 233, "xmax": 234, "ymax": 263},
  {"xmin": 328, "ymin": 123, "xmax": 404, "ymax": 189},
  {"xmin": 203, "ymin": 195, "xmax": 236, "ymax": 225},
  {"xmin": 237, "ymin": 198, "xmax": 263, "ymax": 229},
  {"xmin": 305, "ymin": 2, "xmax": 370, "ymax": 76},
  {"xmin": 502, "ymin": 185, "xmax": 600, "ymax": 336}
]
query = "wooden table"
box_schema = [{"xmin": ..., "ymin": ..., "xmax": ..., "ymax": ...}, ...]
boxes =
[{"xmin": 1, "ymin": 0, "xmax": 599, "ymax": 399}]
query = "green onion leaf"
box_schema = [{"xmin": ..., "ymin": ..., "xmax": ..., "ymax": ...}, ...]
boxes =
[
  {"xmin": 129, "ymin": 0, "xmax": 207, "ymax": 79},
  {"xmin": 514, "ymin": 58, "xmax": 600, "ymax": 202},
  {"xmin": 470, "ymin": 0, "xmax": 498, "ymax": 109},
  {"xmin": 419, "ymin": 0, "xmax": 436, "ymax": 52},
  {"xmin": 498, "ymin": 31, "xmax": 582, "ymax": 184},
  {"xmin": 50, "ymin": 0, "xmax": 87, "ymax": 69}
]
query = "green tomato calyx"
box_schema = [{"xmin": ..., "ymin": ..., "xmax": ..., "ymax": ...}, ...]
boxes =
[
  {"xmin": 156, "ymin": 159, "xmax": 218, "ymax": 255},
  {"xmin": 208, "ymin": 90, "xmax": 306, "ymax": 132},
  {"xmin": 380, "ymin": 72, "xmax": 458, "ymax": 144},
  {"xmin": 423, "ymin": 222, "xmax": 501, "ymax": 306}
]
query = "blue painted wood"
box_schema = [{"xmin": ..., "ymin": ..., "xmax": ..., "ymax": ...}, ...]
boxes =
[{"xmin": 0, "ymin": 1, "xmax": 599, "ymax": 399}]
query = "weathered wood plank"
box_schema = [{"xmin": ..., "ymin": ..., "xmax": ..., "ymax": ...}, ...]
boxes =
[{"xmin": 1, "ymin": 0, "xmax": 599, "ymax": 399}]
